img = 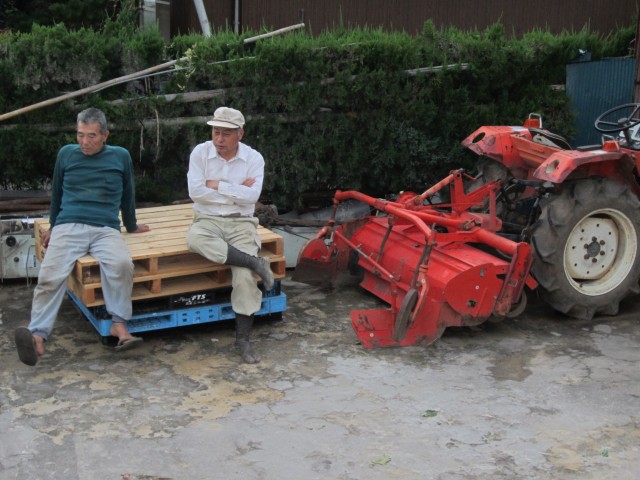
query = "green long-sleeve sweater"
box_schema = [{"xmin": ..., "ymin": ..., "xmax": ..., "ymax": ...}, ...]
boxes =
[{"xmin": 49, "ymin": 144, "xmax": 139, "ymax": 232}]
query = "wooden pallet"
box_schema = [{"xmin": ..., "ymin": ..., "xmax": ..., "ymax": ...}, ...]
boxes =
[{"xmin": 34, "ymin": 203, "xmax": 286, "ymax": 307}]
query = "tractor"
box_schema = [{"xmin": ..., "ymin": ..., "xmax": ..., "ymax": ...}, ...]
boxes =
[{"xmin": 293, "ymin": 103, "xmax": 640, "ymax": 348}]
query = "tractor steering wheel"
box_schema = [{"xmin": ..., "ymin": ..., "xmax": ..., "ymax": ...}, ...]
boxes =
[{"xmin": 594, "ymin": 103, "xmax": 640, "ymax": 134}]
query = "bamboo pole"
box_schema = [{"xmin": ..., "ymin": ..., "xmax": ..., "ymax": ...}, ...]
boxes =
[
  {"xmin": 0, "ymin": 58, "xmax": 186, "ymax": 122},
  {"xmin": 242, "ymin": 23, "xmax": 305, "ymax": 44},
  {"xmin": 0, "ymin": 23, "xmax": 305, "ymax": 123}
]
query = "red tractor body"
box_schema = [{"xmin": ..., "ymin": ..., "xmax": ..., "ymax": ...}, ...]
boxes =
[
  {"xmin": 462, "ymin": 116, "xmax": 640, "ymax": 194},
  {"xmin": 295, "ymin": 104, "xmax": 640, "ymax": 347}
]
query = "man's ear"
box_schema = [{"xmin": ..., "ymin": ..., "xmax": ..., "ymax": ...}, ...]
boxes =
[{"xmin": 103, "ymin": 130, "xmax": 110, "ymax": 141}]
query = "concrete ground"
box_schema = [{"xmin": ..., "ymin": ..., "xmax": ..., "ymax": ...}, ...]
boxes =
[{"xmin": 1, "ymin": 274, "xmax": 639, "ymax": 480}]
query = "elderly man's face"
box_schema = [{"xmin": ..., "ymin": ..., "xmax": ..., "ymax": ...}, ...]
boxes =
[
  {"xmin": 77, "ymin": 122, "xmax": 109, "ymax": 156},
  {"xmin": 212, "ymin": 127, "xmax": 243, "ymax": 160}
]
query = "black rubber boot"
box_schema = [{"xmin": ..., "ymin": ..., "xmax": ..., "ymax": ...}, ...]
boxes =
[
  {"xmin": 235, "ymin": 314, "xmax": 260, "ymax": 364},
  {"xmin": 225, "ymin": 245, "xmax": 274, "ymax": 291}
]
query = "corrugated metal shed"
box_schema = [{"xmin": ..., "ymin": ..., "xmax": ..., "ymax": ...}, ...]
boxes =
[{"xmin": 566, "ymin": 57, "xmax": 636, "ymax": 146}]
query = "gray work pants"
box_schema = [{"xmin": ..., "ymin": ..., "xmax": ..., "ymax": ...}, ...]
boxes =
[{"xmin": 29, "ymin": 223, "xmax": 134, "ymax": 340}]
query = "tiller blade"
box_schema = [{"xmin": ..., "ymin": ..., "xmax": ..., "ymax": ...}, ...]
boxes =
[
  {"xmin": 291, "ymin": 236, "xmax": 338, "ymax": 287},
  {"xmin": 294, "ymin": 170, "xmax": 538, "ymax": 348},
  {"xmin": 292, "ymin": 219, "xmax": 369, "ymax": 287}
]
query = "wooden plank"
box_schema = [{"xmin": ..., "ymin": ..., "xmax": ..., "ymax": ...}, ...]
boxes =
[
  {"xmin": 75, "ymin": 267, "xmax": 286, "ymax": 307},
  {"xmin": 80, "ymin": 253, "xmax": 232, "ymax": 286},
  {"xmin": 34, "ymin": 218, "xmax": 48, "ymax": 262},
  {"xmin": 74, "ymin": 256, "xmax": 285, "ymax": 295}
]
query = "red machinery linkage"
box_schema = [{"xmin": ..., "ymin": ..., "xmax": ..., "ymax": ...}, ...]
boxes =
[{"xmin": 294, "ymin": 170, "xmax": 538, "ymax": 348}]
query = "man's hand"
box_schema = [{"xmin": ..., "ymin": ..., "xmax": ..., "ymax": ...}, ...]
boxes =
[
  {"xmin": 242, "ymin": 177, "xmax": 256, "ymax": 187},
  {"xmin": 132, "ymin": 224, "xmax": 150, "ymax": 233},
  {"xmin": 41, "ymin": 230, "xmax": 51, "ymax": 248}
]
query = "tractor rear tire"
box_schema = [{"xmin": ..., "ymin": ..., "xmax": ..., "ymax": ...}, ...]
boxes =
[{"xmin": 530, "ymin": 178, "xmax": 640, "ymax": 320}]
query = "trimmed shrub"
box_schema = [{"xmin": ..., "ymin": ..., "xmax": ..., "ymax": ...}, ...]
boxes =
[{"xmin": 0, "ymin": 18, "xmax": 635, "ymax": 210}]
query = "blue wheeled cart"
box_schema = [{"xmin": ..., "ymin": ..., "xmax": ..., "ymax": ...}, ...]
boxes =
[{"xmin": 67, "ymin": 280, "xmax": 286, "ymax": 343}]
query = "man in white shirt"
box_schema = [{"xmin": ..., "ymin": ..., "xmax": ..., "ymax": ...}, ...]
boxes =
[{"xmin": 187, "ymin": 107, "xmax": 274, "ymax": 364}]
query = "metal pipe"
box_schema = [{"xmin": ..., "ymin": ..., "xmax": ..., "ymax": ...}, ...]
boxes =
[
  {"xmin": 234, "ymin": 0, "xmax": 240, "ymax": 34},
  {"xmin": 334, "ymin": 190, "xmax": 471, "ymax": 232},
  {"xmin": 332, "ymin": 229, "xmax": 398, "ymax": 282},
  {"xmin": 334, "ymin": 190, "xmax": 435, "ymax": 241},
  {"xmin": 193, "ymin": 0, "xmax": 212, "ymax": 36}
]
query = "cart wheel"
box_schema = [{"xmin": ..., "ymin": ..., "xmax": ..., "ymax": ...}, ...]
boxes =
[
  {"xmin": 393, "ymin": 288, "xmax": 419, "ymax": 342},
  {"xmin": 506, "ymin": 291, "xmax": 527, "ymax": 318}
]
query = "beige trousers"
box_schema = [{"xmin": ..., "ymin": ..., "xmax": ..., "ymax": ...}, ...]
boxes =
[{"xmin": 186, "ymin": 213, "xmax": 263, "ymax": 315}]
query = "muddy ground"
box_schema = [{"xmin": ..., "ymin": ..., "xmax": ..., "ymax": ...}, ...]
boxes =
[{"xmin": 1, "ymin": 274, "xmax": 639, "ymax": 480}]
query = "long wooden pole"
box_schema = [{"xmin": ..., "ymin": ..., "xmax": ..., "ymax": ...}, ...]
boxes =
[
  {"xmin": 0, "ymin": 59, "xmax": 185, "ymax": 122},
  {"xmin": 634, "ymin": 14, "xmax": 640, "ymax": 103},
  {"xmin": 0, "ymin": 23, "xmax": 305, "ymax": 123}
]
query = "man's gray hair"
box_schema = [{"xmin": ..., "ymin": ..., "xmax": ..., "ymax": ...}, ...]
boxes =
[{"xmin": 77, "ymin": 108, "xmax": 108, "ymax": 133}]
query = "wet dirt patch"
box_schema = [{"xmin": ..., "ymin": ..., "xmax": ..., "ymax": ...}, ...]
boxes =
[{"xmin": 489, "ymin": 351, "xmax": 533, "ymax": 381}]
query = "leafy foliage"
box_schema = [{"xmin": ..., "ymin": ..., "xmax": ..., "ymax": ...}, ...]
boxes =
[
  {"xmin": 0, "ymin": 0, "xmax": 124, "ymax": 32},
  {"xmin": 0, "ymin": 15, "xmax": 635, "ymax": 209}
]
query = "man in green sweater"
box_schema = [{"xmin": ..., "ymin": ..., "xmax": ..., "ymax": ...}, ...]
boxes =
[{"xmin": 14, "ymin": 108, "xmax": 150, "ymax": 366}]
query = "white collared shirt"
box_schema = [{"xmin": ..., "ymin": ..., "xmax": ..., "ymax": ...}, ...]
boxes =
[{"xmin": 187, "ymin": 141, "xmax": 265, "ymax": 217}]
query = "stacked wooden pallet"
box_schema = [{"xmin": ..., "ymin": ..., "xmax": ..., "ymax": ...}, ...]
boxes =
[{"xmin": 34, "ymin": 203, "xmax": 286, "ymax": 307}]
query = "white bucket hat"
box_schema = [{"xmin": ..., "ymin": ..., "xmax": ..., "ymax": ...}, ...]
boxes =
[{"xmin": 206, "ymin": 107, "xmax": 245, "ymax": 128}]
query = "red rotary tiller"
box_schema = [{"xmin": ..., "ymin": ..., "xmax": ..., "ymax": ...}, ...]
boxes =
[{"xmin": 294, "ymin": 169, "xmax": 538, "ymax": 348}]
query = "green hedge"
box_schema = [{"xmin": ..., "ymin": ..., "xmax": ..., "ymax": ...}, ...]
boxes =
[{"xmin": 0, "ymin": 18, "xmax": 635, "ymax": 210}]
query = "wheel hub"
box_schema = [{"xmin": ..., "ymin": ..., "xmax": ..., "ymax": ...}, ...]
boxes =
[
  {"xmin": 566, "ymin": 217, "xmax": 617, "ymax": 280},
  {"xmin": 584, "ymin": 239, "xmax": 603, "ymax": 258}
]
